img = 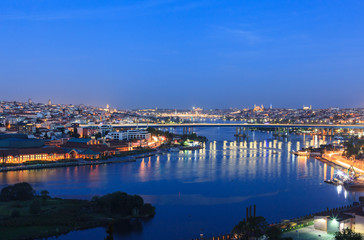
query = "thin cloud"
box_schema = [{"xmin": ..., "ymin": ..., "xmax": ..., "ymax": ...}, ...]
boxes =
[
  {"xmin": 165, "ymin": 1, "xmax": 207, "ymax": 12},
  {"xmin": 224, "ymin": 28, "xmax": 261, "ymax": 44},
  {"xmin": 0, "ymin": 0, "xmax": 205, "ymax": 21},
  {"xmin": 210, "ymin": 25, "xmax": 262, "ymax": 44}
]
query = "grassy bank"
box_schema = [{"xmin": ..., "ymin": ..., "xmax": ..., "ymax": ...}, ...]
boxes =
[
  {"xmin": 0, "ymin": 197, "xmax": 106, "ymax": 239},
  {"xmin": 0, "ymin": 184, "xmax": 155, "ymax": 240}
]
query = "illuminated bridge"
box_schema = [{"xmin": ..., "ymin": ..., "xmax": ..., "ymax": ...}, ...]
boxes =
[{"xmin": 79, "ymin": 123, "xmax": 364, "ymax": 130}]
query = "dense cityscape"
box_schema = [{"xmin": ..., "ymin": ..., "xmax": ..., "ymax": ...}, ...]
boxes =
[{"xmin": 1, "ymin": 99, "xmax": 364, "ymax": 166}]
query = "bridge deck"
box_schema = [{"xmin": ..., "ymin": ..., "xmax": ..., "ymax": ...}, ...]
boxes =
[{"xmin": 79, "ymin": 123, "xmax": 364, "ymax": 129}]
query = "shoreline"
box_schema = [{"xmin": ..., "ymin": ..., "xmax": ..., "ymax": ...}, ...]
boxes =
[
  {"xmin": 315, "ymin": 153, "xmax": 364, "ymax": 174},
  {"xmin": 0, "ymin": 151, "xmax": 158, "ymax": 173},
  {"xmin": 0, "ymin": 145, "xmax": 204, "ymax": 173}
]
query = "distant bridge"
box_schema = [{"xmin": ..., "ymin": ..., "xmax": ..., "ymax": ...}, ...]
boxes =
[{"xmin": 79, "ymin": 123, "xmax": 364, "ymax": 130}]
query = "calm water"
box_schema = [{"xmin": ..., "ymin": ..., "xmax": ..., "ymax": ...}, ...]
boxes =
[{"xmin": 0, "ymin": 128, "xmax": 362, "ymax": 240}]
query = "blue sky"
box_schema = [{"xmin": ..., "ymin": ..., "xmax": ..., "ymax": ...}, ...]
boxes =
[{"xmin": 0, "ymin": 0, "xmax": 363, "ymax": 109}]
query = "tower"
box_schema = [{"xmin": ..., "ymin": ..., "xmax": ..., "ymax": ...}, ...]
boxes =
[
  {"xmin": 28, "ymin": 98, "xmax": 32, "ymax": 104},
  {"xmin": 48, "ymin": 99, "xmax": 52, "ymax": 105}
]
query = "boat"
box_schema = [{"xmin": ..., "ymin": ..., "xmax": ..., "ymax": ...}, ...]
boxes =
[
  {"xmin": 343, "ymin": 175, "xmax": 364, "ymax": 190},
  {"xmin": 324, "ymin": 178, "xmax": 343, "ymax": 185},
  {"xmin": 344, "ymin": 181, "xmax": 364, "ymax": 190},
  {"xmin": 292, "ymin": 150, "xmax": 310, "ymax": 156},
  {"xmin": 310, "ymin": 152, "xmax": 322, "ymax": 157},
  {"xmin": 334, "ymin": 136, "xmax": 345, "ymax": 140},
  {"xmin": 181, "ymin": 145, "xmax": 203, "ymax": 151},
  {"xmin": 169, "ymin": 147, "xmax": 180, "ymax": 152}
]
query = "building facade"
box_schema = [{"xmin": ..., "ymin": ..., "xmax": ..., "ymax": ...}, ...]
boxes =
[{"xmin": 106, "ymin": 130, "xmax": 151, "ymax": 141}]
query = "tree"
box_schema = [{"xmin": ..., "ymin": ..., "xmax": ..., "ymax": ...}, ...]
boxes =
[
  {"xmin": 140, "ymin": 203, "xmax": 156, "ymax": 217},
  {"xmin": 0, "ymin": 182, "xmax": 35, "ymax": 201},
  {"xmin": 29, "ymin": 199, "xmax": 41, "ymax": 215},
  {"xmin": 335, "ymin": 228, "xmax": 363, "ymax": 240},
  {"xmin": 232, "ymin": 216, "xmax": 269, "ymax": 240},
  {"xmin": 104, "ymin": 222, "xmax": 114, "ymax": 240},
  {"xmin": 265, "ymin": 226, "xmax": 282, "ymax": 240},
  {"xmin": 40, "ymin": 190, "xmax": 49, "ymax": 202},
  {"xmin": 92, "ymin": 191, "xmax": 155, "ymax": 218},
  {"xmin": 11, "ymin": 209, "xmax": 20, "ymax": 218},
  {"xmin": 94, "ymin": 132, "xmax": 102, "ymax": 139},
  {"xmin": 344, "ymin": 139, "xmax": 364, "ymax": 160}
]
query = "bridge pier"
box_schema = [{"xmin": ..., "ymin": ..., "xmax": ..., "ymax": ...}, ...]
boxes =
[
  {"xmin": 273, "ymin": 127, "xmax": 289, "ymax": 138},
  {"xmin": 235, "ymin": 127, "xmax": 249, "ymax": 141},
  {"xmin": 243, "ymin": 128, "xmax": 249, "ymax": 138},
  {"xmin": 273, "ymin": 128, "xmax": 277, "ymax": 137},
  {"xmin": 185, "ymin": 127, "xmax": 193, "ymax": 135}
]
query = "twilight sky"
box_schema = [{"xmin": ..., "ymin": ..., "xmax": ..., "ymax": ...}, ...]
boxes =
[{"xmin": 0, "ymin": 0, "xmax": 363, "ymax": 109}]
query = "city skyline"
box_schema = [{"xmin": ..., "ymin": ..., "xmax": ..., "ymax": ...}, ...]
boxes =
[
  {"xmin": 0, "ymin": 98, "xmax": 351, "ymax": 111},
  {"xmin": 1, "ymin": 0, "xmax": 364, "ymax": 108}
]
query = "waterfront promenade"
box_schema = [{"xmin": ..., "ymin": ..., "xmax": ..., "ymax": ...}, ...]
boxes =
[
  {"xmin": 282, "ymin": 225, "xmax": 334, "ymax": 240},
  {"xmin": 320, "ymin": 152, "xmax": 364, "ymax": 174},
  {"xmin": 0, "ymin": 151, "xmax": 157, "ymax": 172}
]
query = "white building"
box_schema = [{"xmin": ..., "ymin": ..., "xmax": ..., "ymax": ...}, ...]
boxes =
[
  {"xmin": 100, "ymin": 125, "xmax": 113, "ymax": 136},
  {"xmin": 313, "ymin": 204, "xmax": 364, "ymax": 235},
  {"xmin": 106, "ymin": 131, "xmax": 128, "ymax": 141},
  {"xmin": 126, "ymin": 130, "xmax": 151, "ymax": 141},
  {"xmin": 106, "ymin": 129, "xmax": 151, "ymax": 141}
]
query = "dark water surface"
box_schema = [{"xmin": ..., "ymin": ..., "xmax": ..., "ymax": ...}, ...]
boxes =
[{"xmin": 0, "ymin": 128, "xmax": 361, "ymax": 240}]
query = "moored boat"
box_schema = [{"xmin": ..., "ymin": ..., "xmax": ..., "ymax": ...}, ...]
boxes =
[
  {"xmin": 169, "ymin": 147, "xmax": 180, "ymax": 152},
  {"xmin": 324, "ymin": 178, "xmax": 343, "ymax": 185},
  {"xmin": 292, "ymin": 150, "xmax": 310, "ymax": 156},
  {"xmin": 344, "ymin": 181, "xmax": 364, "ymax": 190}
]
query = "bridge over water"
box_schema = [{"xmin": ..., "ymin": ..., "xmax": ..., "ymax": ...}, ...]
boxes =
[{"xmin": 80, "ymin": 123, "xmax": 364, "ymax": 129}]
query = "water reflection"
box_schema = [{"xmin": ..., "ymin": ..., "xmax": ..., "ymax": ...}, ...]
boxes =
[{"xmin": 113, "ymin": 219, "xmax": 144, "ymax": 236}]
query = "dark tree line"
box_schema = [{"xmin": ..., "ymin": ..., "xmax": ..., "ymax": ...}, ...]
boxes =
[
  {"xmin": 0, "ymin": 182, "xmax": 35, "ymax": 201},
  {"xmin": 344, "ymin": 138, "xmax": 364, "ymax": 160},
  {"xmin": 91, "ymin": 191, "xmax": 155, "ymax": 218}
]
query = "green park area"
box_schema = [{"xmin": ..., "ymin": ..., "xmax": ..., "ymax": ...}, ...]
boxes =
[{"xmin": 0, "ymin": 183, "xmax": 155, "ymax": 240}]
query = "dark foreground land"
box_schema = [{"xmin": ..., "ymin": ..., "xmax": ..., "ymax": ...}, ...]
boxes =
[{"xmin": 0, "ymin": 183, "xmax": 155, "ymax": 240}]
